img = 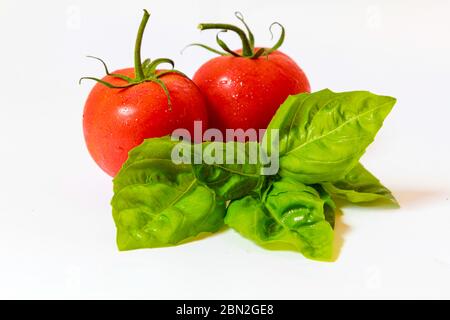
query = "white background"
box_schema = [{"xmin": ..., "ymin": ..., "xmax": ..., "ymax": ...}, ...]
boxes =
[{"xmin": 1, "ymin": 0, "xmax": 450, "ymax": 299}]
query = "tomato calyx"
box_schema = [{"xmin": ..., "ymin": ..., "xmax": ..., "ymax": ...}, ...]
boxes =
[
  {"xmin": 80, "ymin": 10, "xmax": 184, "ymax": 110},
  {"xmin": 185, "ymin": 12, "xmax": 285, "ymax": 59}
]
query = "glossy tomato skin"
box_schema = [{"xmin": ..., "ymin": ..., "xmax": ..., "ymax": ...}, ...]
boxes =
[
  {"xmin": 83, "ymin": 68, "xmax": 208, "ymax": 177},
  {"xmin": 193, "ymin": 50, "xmax": 310, "ymax": 138}
]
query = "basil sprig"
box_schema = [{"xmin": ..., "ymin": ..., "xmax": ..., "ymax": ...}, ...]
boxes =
[{"xmin": 111, "ymin": 89, "xmax": 397, "ymax": 261}]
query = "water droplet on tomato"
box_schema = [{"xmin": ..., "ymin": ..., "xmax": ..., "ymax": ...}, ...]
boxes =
[
  {"xmin": 118, "ymin": 106, "xmax": 135, "ymax": 117},
  {"xmin": 218, "ymin": 76, "xmax": 231, "ymax": 86}
]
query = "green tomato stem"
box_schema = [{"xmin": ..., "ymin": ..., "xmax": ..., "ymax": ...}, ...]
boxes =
[
  {"xmin": 81, "ymin": 9, "xmax": 183, "ymax": 110},
  {"xmin": 198, "ymin": 23, "xmax": 253, "ymax": 57},
  {"xmin": 134, "ymin": 9, "xmax": 150, "ymax": 80}
]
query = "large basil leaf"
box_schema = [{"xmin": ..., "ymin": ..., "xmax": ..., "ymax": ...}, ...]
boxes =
[
  {"xmin": 321, "ymin": 162, "xmax": 398, "ymax": 205},
  {"xmin": 193, "ymin": 141, "xmax": 264, "ymax": 200},
  {"xmin": 263, "ymin": 89, "xmax": 396, "ymax": 184},
  {"xmin": 112, "ymin": 137, "xmax": 225, "ymax": 250},
  {"xmin": 225, "ymin": 178, "xmax": 334, "ymax": 261}
]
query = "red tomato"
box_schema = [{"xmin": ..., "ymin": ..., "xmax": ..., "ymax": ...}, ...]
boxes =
[
  {"xmin": 82, "ymin": 10, "xmax": 208, "ymax": 176},
  {"xmin": 83, "ymin": 69, "xmax": 207, "ymax": 177},
  {"xmin": 193, "ymin": 49, "xmax": 310, "ymax": 135},
  {"xmin": 190, "ymin": 13, "xmax": 310, "ymax": 139}
]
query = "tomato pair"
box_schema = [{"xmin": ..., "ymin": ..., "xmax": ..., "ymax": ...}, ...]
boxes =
[{"xmin": 82, "ymin": 10, "xmax": 310, "ymax": 176}]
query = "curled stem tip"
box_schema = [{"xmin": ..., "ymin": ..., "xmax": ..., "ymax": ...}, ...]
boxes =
[
  {"xmin": 234, "ymin": 11, "xmax": 255, "ymax": 48},
  {"xmin": 86, "ymin": 55, "xmax": 110, "ymax": 74},
  {"xmin": 268, "ymin": 22, "xmax": 285, "ymax": 52}
]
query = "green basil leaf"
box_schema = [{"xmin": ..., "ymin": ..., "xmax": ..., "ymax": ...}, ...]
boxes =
[
  {"xmin": 314, "ymin": 184, "xmax": 337, "ymax": 228},
  {"xmin": 193, "ymin": 141, "xmax": 264, "ymax": 200},
  {"xmin": 321, "ymin": 162, "xmax": 398, "ymax": 205},
  {"xmin": 225, "ymin": 178, "xmax": 334, "ymax": 261},
  {"xmin": 113, "ymin": 137, "xmax": 187, "ymax": 193},
  {"xmin": 112, "ymin": 137, "xmax": 225, "ymax": 250},
  {"xmin": 263, "ymin": 89, "xmax": 396, "ymax": 184}
]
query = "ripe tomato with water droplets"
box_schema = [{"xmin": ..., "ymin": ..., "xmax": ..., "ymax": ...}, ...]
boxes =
[
  {"xmin": 194, "ymin": 49, "xmax": 309, "ymax": 136},
  {"xmin": 83, "ymin": 69, "xmax": 207, "ymax": 176},
  {"xmin": 82, "ymin": 10, "xmax": 208, "ymax": 176},
  {"xmin": 190, "ymin": 13, "xmax": 310, "ymax": 139}
]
